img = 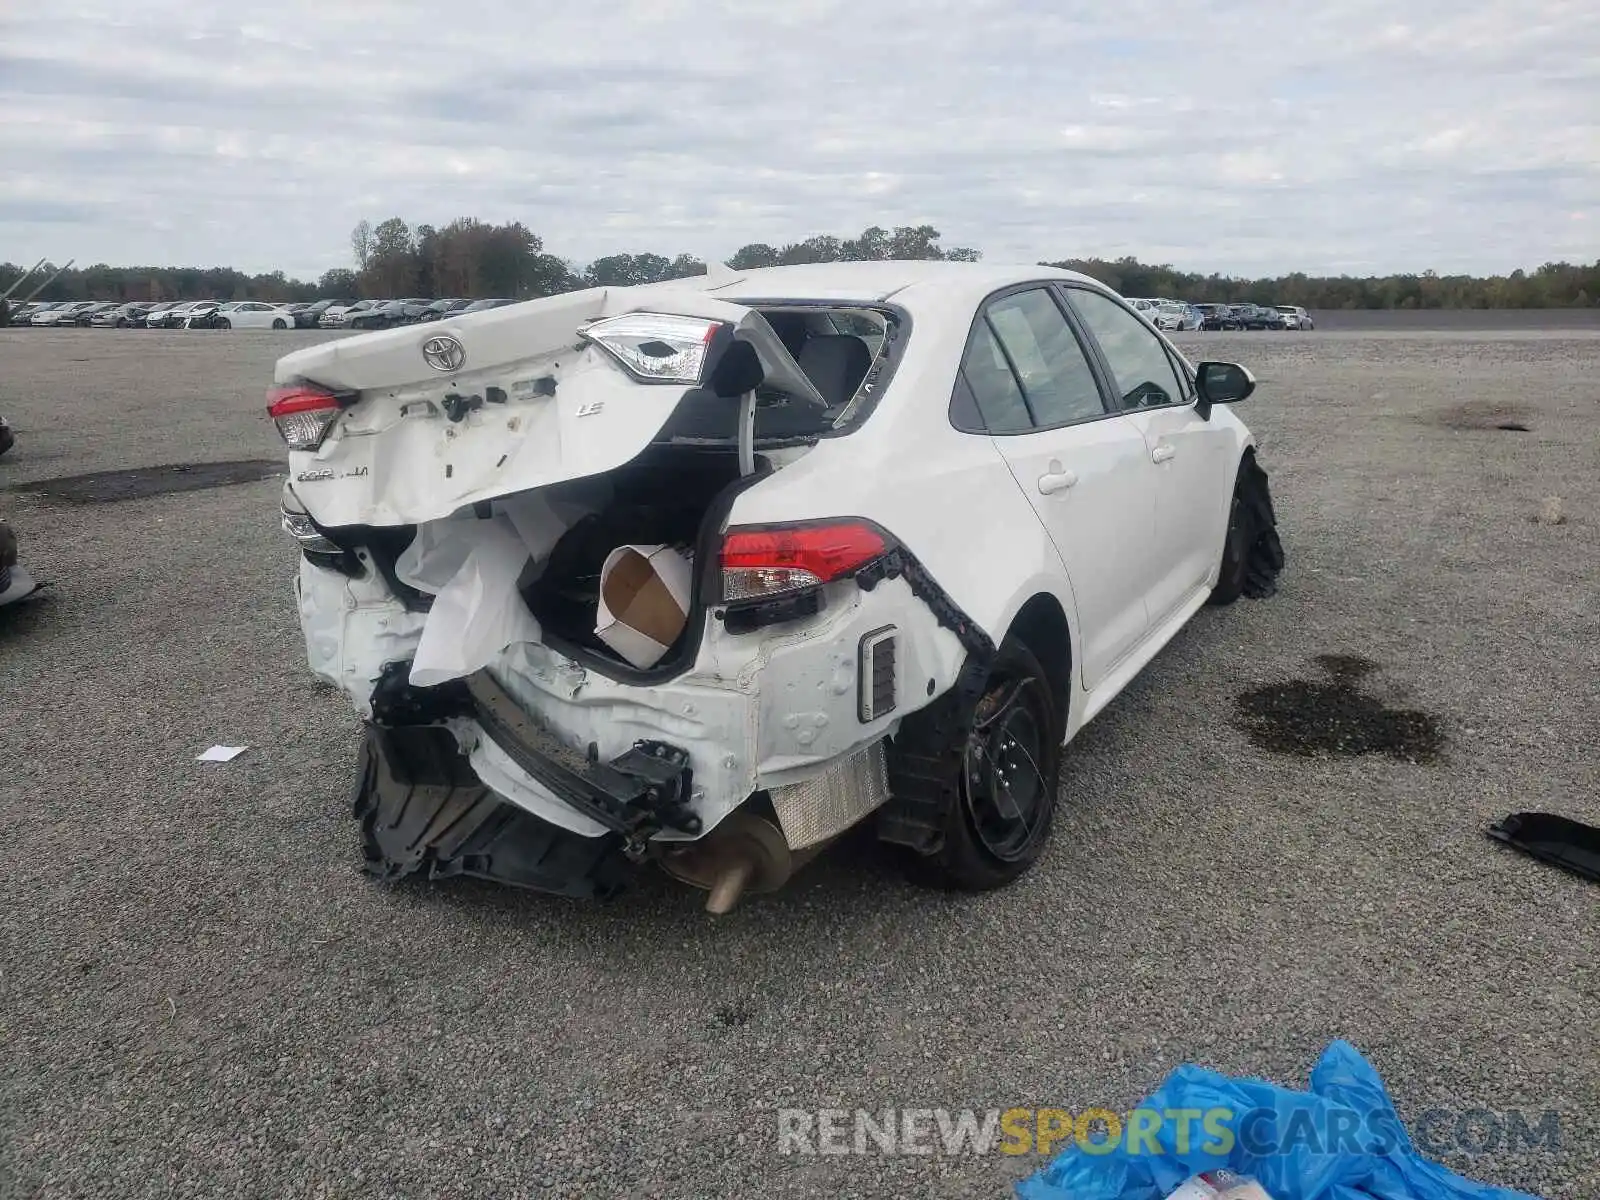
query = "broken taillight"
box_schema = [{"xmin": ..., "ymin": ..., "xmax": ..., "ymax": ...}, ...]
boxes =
[
  {"xmin": 580, "ymin": 312, "xmax": 721, "ymax": 384},
  {"xmin": 267, "ymin": 382, "xmax": 347, "ymax": 450},
  {"xmin": 720, "ymin": 520, "xmax": 893, "ymax": 604}
]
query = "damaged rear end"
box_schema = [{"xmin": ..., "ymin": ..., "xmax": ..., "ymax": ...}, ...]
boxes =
[{"xmin": 274, "ymin": 285, "xmax": 964, "ymax": 910}]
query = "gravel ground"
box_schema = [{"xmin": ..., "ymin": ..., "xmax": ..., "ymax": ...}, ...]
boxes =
[{"xmin": 1, "ymin": 322, "xmax": 1596, "ymax": 1199}]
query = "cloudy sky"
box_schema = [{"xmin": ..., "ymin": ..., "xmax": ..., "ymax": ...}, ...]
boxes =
[{"xmin": 2, "ymin": 1, "xmax": 1595, "ymax": 280}]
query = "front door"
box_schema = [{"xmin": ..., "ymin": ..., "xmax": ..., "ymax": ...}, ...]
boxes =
[{"xmin": 1063, "ymin": 286, "xmax": 1236, "ymax": 625}]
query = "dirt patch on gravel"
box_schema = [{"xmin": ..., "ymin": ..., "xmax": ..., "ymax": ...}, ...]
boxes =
[
  {"xmin": 1427, "ymin": 400, "xmax": 1538, "ymax": 431},
  {"xmin": 1234, "ymin": 654, "xmax": 1443, "ymax": 763},
  {"xmin": 10, "ymin": 460, "xmax": 284, "ymax": 504}
]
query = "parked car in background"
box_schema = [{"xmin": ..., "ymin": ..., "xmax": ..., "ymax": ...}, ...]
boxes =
[
  {"xmin": 297, "ymin": 299, "xmax": 350, "ymax": 328},
  {"xmin": 185, "ymin": 301, "xmax": 297, "ymax": 330},
  {"xmin": 1154, "ymin": 301, "xmax": 1202, "ymax": 332},
  {"xmin": 320, "ymin": 299, "xmax": 384, "ymax": 329},
  {"xmin": 1275, "ymin": 305, "xmax": 1314, "ymax": 330},
  {"xmin": 1226, "ymin": 303, "xmax": 1269, "ymax": 330},
  {"xmin": 31, "ymin": 301, "xmax": 100, "ymax": 326},
  {"xmin": 348, "ymin": 298, "xmax": 432, "ymax": 330},
  {"xmin": 1259, "ymin": 306, "xmax": 1287, "ymax": 330},
  {"xmin": 8, "ymin": 302, "xmax": 44, "ymax": 325},
  {"xmin": 146, "ymin": 301, "xmax": 207, "ymax": 329},
  {"xmin": 72, "ymin": 302, "xmax": 123, "ymax": 326},
  {"xmin": 420, "ymin": 298, "xmax": 471, "ymax": 322},
  {"xmin": 1127, "ymin": 297, "xmax": 1159, "ymax": 324},
  {"xmin": 1192, "ymin": 304, "xmax": 1234, "ymax": 331},
  {"xmin": 177, "ymin": 302, "xmax": 222, "ymax": 328},
  {"xmin": 88, "ymin": 302, "xmax": 150, "ymax": 328},
  {"xmin": 134, "ymin": 301, "xmax": 181, "ymax": 327}
]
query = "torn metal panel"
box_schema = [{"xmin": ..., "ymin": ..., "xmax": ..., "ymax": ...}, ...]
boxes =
[{"xmin": 295, "ymin": 557, "xmax": 426, "ymax": 715}]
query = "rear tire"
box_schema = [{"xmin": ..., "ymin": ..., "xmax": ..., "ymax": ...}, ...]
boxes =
[
  {"xmin": 1209, "ymin": 453, "xmax": 1285, "ymax": 605},
  {"xmin": 900, "ymin": 638, "xmax": 1063, "ymax": 891}
]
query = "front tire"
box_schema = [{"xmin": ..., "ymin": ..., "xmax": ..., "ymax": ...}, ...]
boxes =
[
  {"xmin": 217, "ymin": 318, "xmax": 231, "ymax": 330},
  {"xmin": 1209, "ymin": 454, "xmax": 1285, "ymax": 605},
  {"xmin": 898, "ymin": 638, "xmax": 1063, "ymax": 891},
  {"xmin": 272, "ymin": 318, "xmax": 287, "ymax": 329}
]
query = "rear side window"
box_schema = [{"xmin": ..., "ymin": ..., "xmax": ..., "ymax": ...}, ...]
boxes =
[
  {"xmin": 961, "ymin": 323, "xmax": 1033, "ymax": 434},
  {"xmin": 954, "ymin": 288, "xmax": 1108, "ymax": 433},
  {"xmin": 1065, "ymin": 289, "xmax": 1189, "ymax": 412},
  {"xmin": 985, "ymin": 290, "xmax": 1106, "ymax": 426}
]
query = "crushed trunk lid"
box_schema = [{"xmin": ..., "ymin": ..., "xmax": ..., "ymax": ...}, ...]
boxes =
[{"xmin": 273, "ymin": 287, "xmax": 827, "ymax": 528}]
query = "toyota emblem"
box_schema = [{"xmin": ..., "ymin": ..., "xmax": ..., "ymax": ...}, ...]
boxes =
[{"xmin": 421, "ymin": 333, "xmax": 466, "ymax": 373}]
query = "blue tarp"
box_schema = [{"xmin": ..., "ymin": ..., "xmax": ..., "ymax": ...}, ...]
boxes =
[{"xmin": 1016, "ymin": 1041, "xmax": 1541, "ymax": 1200}]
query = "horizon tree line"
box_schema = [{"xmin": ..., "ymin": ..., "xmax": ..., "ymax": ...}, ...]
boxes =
[{"xmin": 5, "ymin": 219, "xmax": 1596, "ymax": 311}]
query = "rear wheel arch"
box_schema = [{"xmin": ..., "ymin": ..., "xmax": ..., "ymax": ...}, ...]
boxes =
[{"xmin": 1002, "ymin": 592, "xmax": 1073, "ymax": 734}]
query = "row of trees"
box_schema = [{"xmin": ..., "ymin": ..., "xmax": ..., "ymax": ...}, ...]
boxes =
[
  {"xmin": 1045, "ymin": 256, "xmax": 1600, "ymax": 311},
  {"xmin": 5, "ymin": 220, "xmax": 1598, "ymax": 309}
]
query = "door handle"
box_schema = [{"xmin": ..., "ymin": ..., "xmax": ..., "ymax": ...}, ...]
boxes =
[
  {"xmin": 1151, "ymin": 444, "xmax": 1176, "ymax": 464},
  {"xmin": 1038, "ymin": 467, "xmax": 1078, "ymax": 495}
]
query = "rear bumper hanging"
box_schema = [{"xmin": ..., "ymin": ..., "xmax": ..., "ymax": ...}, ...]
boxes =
[{"xmin": 351, "ymin": 724, "xmax": 636, "ymax": 900}]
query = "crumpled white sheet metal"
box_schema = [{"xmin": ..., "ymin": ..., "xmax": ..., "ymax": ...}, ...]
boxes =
[{"xmin": 296, "ymin": 558, "xmax": 427, "ymax": 715}]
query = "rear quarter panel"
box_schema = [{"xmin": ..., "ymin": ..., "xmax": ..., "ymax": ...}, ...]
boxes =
[{"xmin": 726, "ymin": 291, "xmax": 1084, "ymax": 686}]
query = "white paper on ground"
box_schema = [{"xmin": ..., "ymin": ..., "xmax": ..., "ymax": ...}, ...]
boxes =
[
  {"xmin": 409, "ymin": 519, "xmax": 543, "ymax": 687},
  {"xmin": 197, "ymin": 745, "xmax": 248, "ymax": 762}
]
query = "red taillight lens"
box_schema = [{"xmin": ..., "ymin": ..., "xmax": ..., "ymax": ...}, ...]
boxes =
[
  {"xmin": 720, "ymin": 521, "xmax": 892, "ymax": 603},
  {"xmin": 267, "ymin": 383, "xmax": 345, "ymax": 450}
]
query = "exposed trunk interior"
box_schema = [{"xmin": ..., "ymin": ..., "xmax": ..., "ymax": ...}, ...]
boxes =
[{"xmin": 519, "ymin": 444, "xmax": 756, "ymax": 674}]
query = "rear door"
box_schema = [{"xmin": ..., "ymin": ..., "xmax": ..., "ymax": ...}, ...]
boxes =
[
  {"xmin": 955, "ymin": 285, "xmax": 1155, "ymax": 690},
  {"xmin": 1062, "ymin": 286, "xmax": 1235, "ymax": 625}
]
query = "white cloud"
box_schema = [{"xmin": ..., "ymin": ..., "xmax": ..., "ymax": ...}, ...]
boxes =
[{"xmin": 0, "ymin": 0, "xmax": 1596, "ymax": 278}]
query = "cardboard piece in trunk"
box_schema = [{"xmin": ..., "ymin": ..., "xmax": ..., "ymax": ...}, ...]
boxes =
[{"xmin": 595, "ymin": 544, "xmax": 693, "ymax": 669}]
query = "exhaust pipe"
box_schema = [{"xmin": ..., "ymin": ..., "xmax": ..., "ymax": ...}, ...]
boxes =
[{"xmin": 661, "ymin": 811, "xmax": 830, "ymax": 914}]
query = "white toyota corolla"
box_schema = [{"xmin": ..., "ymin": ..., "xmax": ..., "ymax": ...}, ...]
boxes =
[{"xmin": 269, "ymin": 262, "xmax": 1284, "ymax": 911}]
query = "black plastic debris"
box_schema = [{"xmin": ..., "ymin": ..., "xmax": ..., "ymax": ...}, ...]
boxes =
[{"xmin": 1487, "ymin": 812, "xmax": 1600, "ymax": 883}]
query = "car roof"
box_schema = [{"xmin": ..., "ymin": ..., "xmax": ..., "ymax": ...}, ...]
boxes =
[{"xmin": 651, "ymin": 260, "xmax": 1101, "ymax": 307}]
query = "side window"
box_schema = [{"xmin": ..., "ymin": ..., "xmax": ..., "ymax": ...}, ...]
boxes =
[
  {"xmin": 959, "ymin": 322, "xmax": 1032, "ymax": 434},
  {"xmin": 1066, "ymin": 289, "xmax": 1189, "ymax": 412},
  {"xmin": 984, "ymin": 290, "xmax": 1107, "ymax": 426}
]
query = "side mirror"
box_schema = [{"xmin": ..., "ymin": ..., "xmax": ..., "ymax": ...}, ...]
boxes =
[{"xmin": 1195, "ymin": 361, "xmax": 1255, "ymax": 407}]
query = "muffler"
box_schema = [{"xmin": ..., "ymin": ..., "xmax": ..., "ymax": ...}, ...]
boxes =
[{"xmin": 660, "ymin": 811, "xmax": 829, "ymax": 914}]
